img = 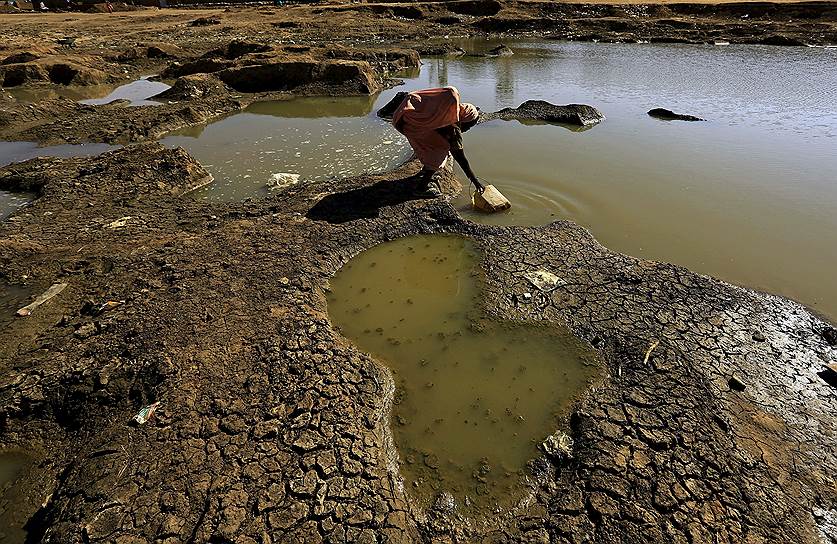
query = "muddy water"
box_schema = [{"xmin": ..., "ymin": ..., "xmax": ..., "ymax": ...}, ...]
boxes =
[
  {"xmin": 162, "ymin": 97, "xmax": 411, "ymax": 201},
  {"xmin": 417, "ymin": 40, "xmax": 837, "ymax": 321},
  {"xmin": 0, "ymin": 192, "xmax": 33, "ymax": 221},
  {"xmin": 327, "ymin": 236, "xmax": 600, "ymax": 513},
  {"xmin": 6, "ymin": 76, "xmax": 170, "ymax": 105},
  {"xmin": 78, "ymin": 76, "xmax": 170, "ymax": 106},
  {"xmin": 160, "ymin": 41, "xmax": 837, "ymax": 320}
]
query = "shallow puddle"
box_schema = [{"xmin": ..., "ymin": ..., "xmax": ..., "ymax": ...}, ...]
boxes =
[
  {"xmin": 5, "ymin": 76, "xmax": 169, "ymax": 106},
  {"xmin": 327, "ymin": 236, "xmax": 600, "ymax": 514},
  {"xmin": 79, "ymin": 76, "xmax": 170, "ymax": 106},
  {"xmin": 0, "ymin": 141, "xmax": 117, "ymax": 169},
  {"xmin": 0, "ymin": 191, "xmax": 33, "ymax": 221},
  {"xmin": 162, "ymin": 98, "xmax": 411, "ymax": 201},
  {"xmin": 0, "ymin": 284, "xmax": 29, "ymax": 331}
]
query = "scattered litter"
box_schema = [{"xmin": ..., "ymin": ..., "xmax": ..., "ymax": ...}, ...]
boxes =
[
  {"xmin": 643, "ymin": 340, "xmax": 660, "ymax": 365},
  {"xmin": 94, "ymin": 300, "xmax": 124, "ymax": 315},
  {"xmin": 267, "ymin": 172, "xmax": 301, "ymax": 191},
  {"xmin": 106, "ymin": 216, "xmax": 132, "ymax": 229},
  {"xmin": 522, "ymin": 269, "xmax": 564, "ymax": 291},
  {"xmin": 540, "ymin": 431, "xmax": 574, "ymax": 460},
  {"xmin": 132, "ymin": 402, "xmax": 160, "ymax": 425},
  {"xmin": 16, "ymin": 283, "xmax": 68, "ymax": 317}
]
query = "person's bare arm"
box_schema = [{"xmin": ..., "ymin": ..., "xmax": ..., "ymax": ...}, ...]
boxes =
[
  {"xmin": 438, "ymin": 125, "xmax": 484, "ymax": 192},
  {"xmin": 450, "ymin": 148, "xmax": 484, "ymax": 192}
]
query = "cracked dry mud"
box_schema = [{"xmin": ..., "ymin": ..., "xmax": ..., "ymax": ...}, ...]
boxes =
[{"xmin": 0, "ymin": 141, "xmax": 835, "ymax": 543}]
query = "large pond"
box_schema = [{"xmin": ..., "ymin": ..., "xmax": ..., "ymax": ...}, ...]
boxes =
[
  {"xmin": 161, "ymin": 40, "xmax": 837, "ymax": 322},
  {"xmin": 328, "ymin": 235, "xmax": 601, "ymax": 513}
]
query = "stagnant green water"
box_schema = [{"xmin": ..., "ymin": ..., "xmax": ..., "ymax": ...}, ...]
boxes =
[{"xmin": 327, "ymin": 236, "xmax": 600, "ymax": 512}]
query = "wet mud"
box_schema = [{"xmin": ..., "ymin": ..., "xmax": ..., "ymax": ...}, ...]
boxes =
[
  {"xmin": 0, "ymin": 143, "xmax": 834, "ymax": 542},
  {"xmin": 0, "ymin": 3, "xmax": 835, "ymax": 542}
]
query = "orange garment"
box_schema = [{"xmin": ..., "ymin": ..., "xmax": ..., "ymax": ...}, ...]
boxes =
[{"xmin": 392, "ymin": 87, "xmax": 478, "ymax": 170}]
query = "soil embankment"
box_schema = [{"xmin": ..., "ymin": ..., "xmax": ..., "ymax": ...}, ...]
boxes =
[{"xmin": 0, "ymin": 2, "xmax": 836, "ymax": 542}]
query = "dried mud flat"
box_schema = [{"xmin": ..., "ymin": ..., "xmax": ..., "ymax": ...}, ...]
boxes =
[{"xmin": 1, "ymin": 1, "xmax": 836, "ymax": 543}]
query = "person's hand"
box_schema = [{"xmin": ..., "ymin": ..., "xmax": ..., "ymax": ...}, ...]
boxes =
[{"xmin": 472, "ymin": 179, "xmax": 485, "ymax": 193}]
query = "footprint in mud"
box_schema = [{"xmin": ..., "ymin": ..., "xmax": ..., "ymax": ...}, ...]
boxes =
[{"xmin": 327, "ymin": 235, "xmax": 602, "ymax": 516}]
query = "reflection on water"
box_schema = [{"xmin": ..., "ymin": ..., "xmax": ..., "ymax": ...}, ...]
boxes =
[
  {"xmin": 328, "ymin": 236, "xmax": 600, "ymax": 514},
  {"xmin": 162, "ymin": 99, "xmax": 412, "ymax": 201},
  {"xmin": 0, "ymin": 141, "xmax": 117, "ymax": 168},
  {"xmin": 79, "ymin": 77, "xmax": 170, "ymax": 106},
  {"xmin": 0, "ymin": 191, "xmax": 33, "ymax": 221},
  {"xmin": 6, "ymin": 76, "xmax": 170, "ymax": 106}
]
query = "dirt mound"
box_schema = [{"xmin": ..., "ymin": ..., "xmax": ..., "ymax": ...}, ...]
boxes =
[
  {"xmin": 204, "ymin": 39, "xmax": 275, "ymax": 60},
  {"xmin": 153, "ymin": 73, "xmax": 229, "ymax": 101},
  {"xmin": 160, "ymin": 57, "xmax": 236, "ymax": 79},
  {"xmin": 413, "ymin": 43, "xmax": 467, "ymax": 57},
  {"xmin": 117, "ymin": 42, "xmax": 185, "ymax": 62},
  {"xmin": 189, "ymin": 16, "xmax": 220, "ymax": 26},
  {"xmin": 447, "ymin": 0, "xmax": 502, "ymax": 17},
  {"xmin": 216, "ymin": 59, "xmax": 379, "ymax": 95},
  {"xmin": 0, "ymin": 57, "xmax": 109, "ymax": 87},
  {"xmin": 2, "ymin": 52, "xmax": 39, "ymax": 65},
  {"xmin": 325, "ymin": 45, "xmax": 420, "ymax": 72},
  {"xmin": 486, "ymin": 100, "xmax": 606, "ymax": 126}
]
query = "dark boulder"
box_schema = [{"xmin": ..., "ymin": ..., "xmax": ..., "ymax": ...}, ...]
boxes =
[
  {"xmin": 648, "ymin": 108, "xmax": 705, "ymax": 121},
  {"xmin": 486, "ymin": 100, "xmax": 605, "ymax": 127},
  {"xmin": 486, "ymin": 44, "xmax": 514, "ymax": 57},
  {"xmin": 759, "ymin": 35, "xmax": 806, "ymax": 46}
]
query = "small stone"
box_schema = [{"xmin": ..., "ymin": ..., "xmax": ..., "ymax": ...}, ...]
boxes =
[{"xmin": 752, "ymin": 331, "xmax": 766, "ymax": 342}]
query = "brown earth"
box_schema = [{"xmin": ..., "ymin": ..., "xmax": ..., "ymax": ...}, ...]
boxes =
[{"xmin": 0, "ymin": 1, "xmax": 836, "ymax": 543}]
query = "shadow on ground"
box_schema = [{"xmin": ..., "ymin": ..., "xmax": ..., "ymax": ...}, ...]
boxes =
[{"xmin": 306, "ymin": 175, "xmax": 426, "ymax": 223}]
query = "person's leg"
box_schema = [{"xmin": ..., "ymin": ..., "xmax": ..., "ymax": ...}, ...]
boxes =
[{"xmin": 411, "ymin": 168, "xmax": 442, "ymax": 198}]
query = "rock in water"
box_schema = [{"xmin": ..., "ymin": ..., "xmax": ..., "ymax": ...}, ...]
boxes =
[
  {"xmin": 487, "ymin": 44, "xmax": 514, "ymax": 57},
  {"xmin": 486, "ymin": 100, "xmax": 605, "ymax": 127},
  {"xmin": 267, "ymin": 173, "xmax": 300, "ymax": 191},
  {"xmin": 648, "ymin": 108, "xmax": 705, "ymax": 121}
]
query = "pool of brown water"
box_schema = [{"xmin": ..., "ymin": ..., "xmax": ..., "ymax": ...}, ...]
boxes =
[{"xmin": 327, "ymin": 236, "xmax": 601, "ymax": 514}]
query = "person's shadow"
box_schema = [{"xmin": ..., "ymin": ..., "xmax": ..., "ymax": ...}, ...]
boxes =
[{"xmin": 306, "ymin": 174, "xmax": 426, "ymax": 224}]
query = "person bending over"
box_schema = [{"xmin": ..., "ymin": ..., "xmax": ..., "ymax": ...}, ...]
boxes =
[{"xmin": 392, "ymin": 86, "xmax": 483, "ymax": 198}]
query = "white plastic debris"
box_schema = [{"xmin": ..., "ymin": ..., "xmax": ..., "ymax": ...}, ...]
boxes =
[
  {"xmin": 132, "ymin": 402, "xmax": 160, "ymax": 425},
  {"xmin": 522, "ymin": 269, "xmax": 564, "ymax": 291},
  {"xmin": 267, "ymin": 173, "xmax": 301, "ymax": 191},
  {"xmin": 106, "ymin": 216, "xmax": 132, "ymax": 229},
  {"xmin": 16, "ymin": 283, "xmax": 68, "ymax": 317},
  {"xmin": 540, "ymin": 431, "xmax": 574, "ymax": 460}
]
